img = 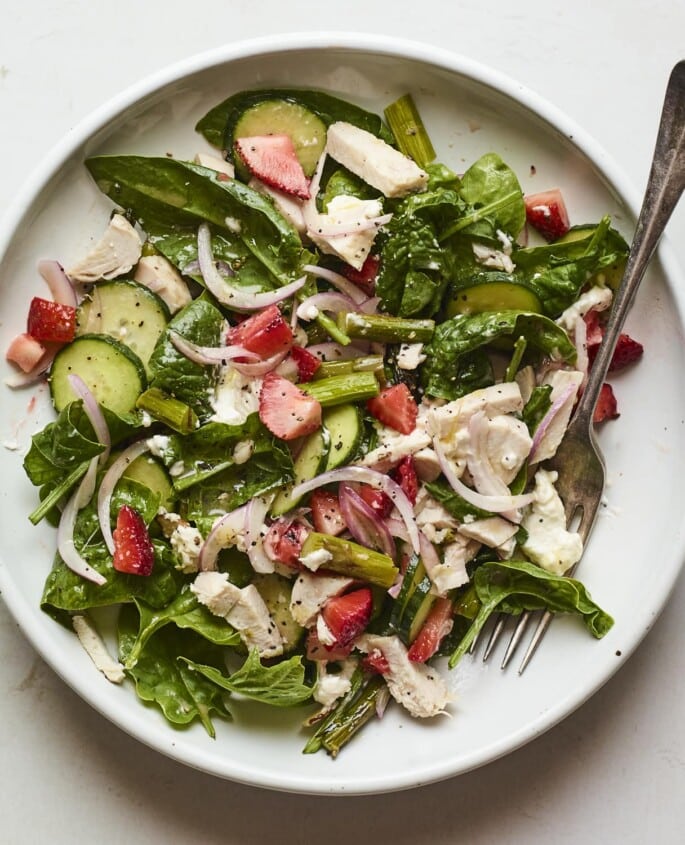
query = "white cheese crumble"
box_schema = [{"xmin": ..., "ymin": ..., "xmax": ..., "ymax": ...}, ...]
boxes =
[
  {"xmin": 299, "ymin": 548, "xmax": 333, "ymax": 572},
  {"xmin": 521, "ymin": 469, "xmax": 583, "ymax": 575}
]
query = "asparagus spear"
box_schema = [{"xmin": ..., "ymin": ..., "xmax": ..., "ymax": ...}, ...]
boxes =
[
  {"xmin": 300, "ymin": 371, "xmax": 379, "ymax": 407},
  {"xmin": 136, "ymin": 387, "xmax": 199, "ymax": 435},
  {"xmin": 384, "ymin": 93, "xmax": 436, "ymax": 168},
  {"xmin": 340, "ymin": 311, "xmax": 435, "ymax": 343},
  {"xmin": 299, "ymin": 532, "xmax": 399, "ymax": 588}
]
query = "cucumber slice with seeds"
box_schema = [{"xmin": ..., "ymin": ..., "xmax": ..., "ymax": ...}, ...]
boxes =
[
  {"xmin": 271, "ymin": 427, "xmax": 331, "ymax": 516},
  {"xmin": 323, "ymin": 404, "xmax": 362, "ymax": 471},
  {"xmin": 232, "ymin": 99, "xmax": 327, "ymax": 178},
  {"xmin": 446, "ymin": 278, "xmax": 542, "ymax": 317},
  {"xmin": 50, "ymin": 334, "xmax": 146, "ymax": 414},
  {"xmin": 122, "ymin": 454, "xmax": 176, "ymax": 512}
]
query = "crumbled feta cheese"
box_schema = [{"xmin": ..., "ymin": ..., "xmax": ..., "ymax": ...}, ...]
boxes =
[
  {"xmin": 308, "ymin": 194, "xmax": 384, "ymax": 270},
  {"xmin": 397, "ymin": 342, "xmax": 426, "ymax": 370},
  {"xmin": 225, "ymin": 216, "xmax": 242, "ymax": 234},
  {"xmin": 68, "ymin": 214, "xmax": 142, "ymax": 282},
  {"xmin": 521, "ymin": 469, "xmax": 583, "ymax": 575},
  {"xmin": 316, "ymin": 614, "xmax": 337, "ymax": 646},
  {"xmin": 147, "ymin": 434, "xmax": 171, "ymax": 458},
  {"xmin": 472, "ymin": 241, "xmax": 516, "ymax": 274},
  {"xmin": 556, "ymin": 285, "xmax": 613, "ymax": 332},
  {"xmin": 170, "ymin": 522, "xmax": 203, "ymax": 573},
  {"xmin": 496, "ymin": 229, "xmax": 513, "ymax": 253},
  {"xmin": 211, "ymin": 366, "xmax": 262, "ymax": 426},
  {"xmin": 72, "ymin": 614, "xmax": 125, "ymax": 683},
  {"xmin": 425, "ymin": 536, "xmax": 479, "ymax": 595},
  {"xmin": 314, "ymin": 660, "xmax": 356, "ymax": 708},
  {"xmin": 169, "ymin": 460, "xmax": 185, "ymax": 477},
  {"xmin": 484, "ymin": 415, "xmax": 533, "ymax": 485},
  {"xmin": 232, "ymin": 439, "xmax": 254, "ymax": 465},
  {"xmin": 299, "ymin": 548, "xmax": 333, "ymax": 572}
]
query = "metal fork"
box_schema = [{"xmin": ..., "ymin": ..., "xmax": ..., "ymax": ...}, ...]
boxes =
[{"xmin": 480, "ymin": 59, "xmax": 685, "ymax": 674}]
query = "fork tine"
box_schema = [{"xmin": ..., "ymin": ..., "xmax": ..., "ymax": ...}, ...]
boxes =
[
  {"xmin": 482, "ymin": 613, "xmax": 507, "ymax": 661},
  {"xmin": 500, "ymin": 611, "xmax": 533, "ymax": 669},
  {"xmin": 518, "ymin": 610, "xmax": 553, "ymax": 674}
]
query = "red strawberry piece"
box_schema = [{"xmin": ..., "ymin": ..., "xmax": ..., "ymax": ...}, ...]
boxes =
[
  {"xmin": 367, "ymin": 383, "xmax": 418, "ymax": 435},
  {"xmin": 407, "ymin": 598, "xmax": 454, "ymax": 663},
  {"xmin": 322, "ymin": 587, "xmax": 373, "ymax": 648},
  {"xmin": 593, "ymin": 383, "xmax": 619, "ymax": 423},
  {"xmin": 310, "ymin": 489, "xmax": 346, "ymax": 536},
  {"xmin": 357, "ymin": 485, "xmax": 393, "ymax": 519},
  {"xmin": 305, "ymin": 627, "xmax": 354, "ymax": 662},
  {"xmin": 340, "ymin": 254, "xmax": 380, "ymax": 296},
  {"xmin": 362, "ymin": 648, "xmax": 390, "ymax": 675},
  {"xmin": 259, "ymin": 371, "xmax": 322, "ymax": 441},
  {"xmin": 608, "ymin": 333, "xmax": 643, "ymax": 372},
  {"xmin": 27, "ymin": 297, "xmax": 76, "ymax": 343},
  {"xmin": 227, "ymin": 304, "xmax": 293, "ymax": 359},
  {"xmin": 290, "ymin": 344, "xmax": 321, "ymax": 382},
  {"xmin": 524, "ymin": 189, "xmax": 570, "ymax": 241},
  {"xmin": 112, "ymin": 505, "xmax": 155, "ymax": 576},
  {"xmin": 234, "ymin": 135, "xmax": 310, "ymax": 199},
  {"xmin": 263, "ymin": 517, "xmax": 308, "ymax": 567},
  {"xmin": 584, "ymin": 309, "xmax": 604, "ymax": 349},
  {"xmin": 391, "ymin": 456, "xmax": 418, "ymax": 505},
  {"xmin": 5, "ymin": 332, "xmax": 47, "ymax": 372}
]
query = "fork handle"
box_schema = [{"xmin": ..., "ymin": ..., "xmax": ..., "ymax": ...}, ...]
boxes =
[{"xmin": 576, "ymin": 60, "xmax": 685, "ymax": 425}]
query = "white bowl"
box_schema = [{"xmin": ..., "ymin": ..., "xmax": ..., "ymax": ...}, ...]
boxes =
[{"xmin": 1, "ymin": 33, "xmax": 684, "ymax": 795}]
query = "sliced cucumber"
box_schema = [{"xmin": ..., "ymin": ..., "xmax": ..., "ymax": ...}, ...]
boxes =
[
  {"xmin": 323, "ymin": 404, "xmax": 362, "ymax": 471},
  {"xmin": 122, "ymin": 454, "xmax": 176, "ymax": 512},
  {"xmin": 271, "ymin": 427, "xmax": 330, "ymax": 516},
  {"xmin": 233, "ymin": 99, "xmax": 327, "ymax": 178},
  {"xmin": 76, "ymin": 280, "xmax": 170, "ymax": 374},
  {"xmin": 446, "ymin": 278, "xmax": 542, "ymax": 317},
  {"xmin": 50, "ymin": 334, "xmax": 146, "ymax": 415},
  {"xmin": 253, "ymin": 573, "xmax": 304, "ymax": 654}
]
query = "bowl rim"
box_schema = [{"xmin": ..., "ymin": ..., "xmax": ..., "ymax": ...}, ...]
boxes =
[{"xmin": 1, "ymin": 31, "xmax": 684, "ymax": 795}]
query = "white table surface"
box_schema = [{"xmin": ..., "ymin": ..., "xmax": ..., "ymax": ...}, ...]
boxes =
[{"xmin": 1, "ymin": 2, "xmax": 684, "ymax": 842}]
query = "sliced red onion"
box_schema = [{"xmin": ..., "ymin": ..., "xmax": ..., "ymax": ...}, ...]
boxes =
[
  {"xmin": 230, "ymin": 347, "xmax": 290, "ymax": 376},
  {"xmin": 375, "ymin": 685, "xmax": 391, "ymax": 719},
  {"xmin": 338, "ymin": 483, "xmax": 396, "ymax": 558},
  {"xmin": 57, "ymin": 457, "xmax": 106, "ymax": 586},
  {"xmin": 289, "ymin": 467, "xmax": 420, "ymax": 554},
  {"xmin": 387, "ymin": 573, "xmax": 404, "ymax": 599},
  {"xmin": 275, "ymin": 355, "xmax": 299, "ymax": 381},
  {"xmin": 529, "ymin": 382, "xmax": 578, "ymax": 460},
  {"xmin": 574, "ymin": 313, "xmax": 589, "ymax": 379},
  {"xmin": 197, "ymin": 223, "xmax": 306, "ymax": 310},
  {"xmin": 359, "ymin": 296, "xmax": 380, "ymax": 316},
  {"xmin": 198, "ymin": 506, "xmax": 247, "ymax": 572},
  {"xmin": 302, "ymin": 152, "xmax": 327, "ymax": 232},
  {"xmin": 245, "ymin": 496, "xmax": 275, "ymax": 574},
  {"xmin": 38, "ymin": 259, "xmax": 78, "ymax": 307},
  {"xmin": 386, "ymin": 517, "xmax": 441, "ymax": 578},
  {"xmin": 296, "ymin": 292, "xmax": 358, "ymax": 320},
  {"xmin": 307, "ymin": 213, "xmax": 393, "ymax": 239},
  {"xmin": 306, "ymin": 343, "xmax": 367, "ymax": 362},
  {"xmin": 434, "ymin": 438, "xmax": 534, "ymax": 515},
  {"xmin": 67, "ymin": 374, "xmax": 111, "ymax": 464},
  {"xmin": 302, "ymin": 264, "xmax": 368, "ymax": 305},
  {"xmin": 97, "ymin": 440, "xmax": 151, "ymax": 554},
  {"xmin": 169, "ymin": 331, "xmax": 260, "ymax": 367}
]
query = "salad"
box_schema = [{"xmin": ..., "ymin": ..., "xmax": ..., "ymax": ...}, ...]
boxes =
[{"xmin": 5, "ymin": 87, "xmax": 643, "ymax": 757}]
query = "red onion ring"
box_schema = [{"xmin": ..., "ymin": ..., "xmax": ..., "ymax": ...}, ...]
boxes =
[
  {"xmin": 338, "ymin": 483, "xmax": 396, "ymax": 558},
  {"xmin": 198, "ymin": 506, "xmax": 247, "ymax": 572},
  {"xmin": 529, "ymin": 382, "xmax": 578, "ymax": 461},
  {"xmin": 169, "ymin": 331, "xmax": 261, "ymax": 367},
  {"xmin": 57, "ymin": 457, "xmax": 107, "ymax": 586},
  {"xmin": 245, "ymin": 496, "xmax": 275, "ymax": 573},
  {"xmin": 38, "ymin": 259, "xmax": 78, "ymax": 307},
  {"xmin": 296, "ymin": 292, "xmax": 358, "ymax": 319},
  {"xmin": 67, "ymin": 374, "xmax": 111, "ymax": 465},
  {"xmin": 302, "ymin": 264, "xmax": 368, "ymax": 305},
  {"xmin": 289, "ymin": 467, "xmax": 420, "ymax": 554},
  {"xmin": 230, "ymin": 347, "xmax": 290, "ymax": 376},
  {"xmin": 97, "ymin": 440, "xmax": 151, "ymax": 554},
  {"xmin": 197, "ymin": 223, "xmax": 306, "ymax": 311}
]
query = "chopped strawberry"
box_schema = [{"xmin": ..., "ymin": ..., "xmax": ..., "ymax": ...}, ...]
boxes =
[
  {"xmin": 290, "ymin": 344, "xmax": 321, "ymax": 382},
  {"xmin": 594, "ymin": 383, "xmax": 619, "ymax": 423},
  {"xmin": 259, "ymin": 372, "xmax": 322, "ymax": 440},
  {"xmin": 367, "ymin": 383, "xmax": 418, "ymax": 435},
  {"xmin": 27, "ymin": 297, "xmax": 76, "ymax": 343},
  {"xmin": 524, "ymin": 189, "xmax": 570, "ymax": 241},
  {"xmin": 227, "ymin": 304, "xmax": 293, "ymax": 359},
  {"xmin": 6, "ymin": 332, "xmax": 47, "ymax": 372},
  {"xmin": 583, "ymin": 309, "xmax": 604, "ymax": 348},
  {"xmin": 234, "ymin": 135, "xmax": 310, "ymax": 199},
  {"xmin": 391, "ymin": 456, "xmax": 418, "ymax": 505},
  {"xmin": 357, "ymin": 484, "xmax": 393, "ymax": 518},
  {"xmin": 609, "ymin": 333, "xmax": 644, "ymax": 372},
  {"xmin": 340, "ymin": 254, "xmax": 380, "ymax": 296},
  {"xmin": 112, "ymin": 505, "xmax": 155, "ymax": 576},
  {"xmin": 263, "ymin": 517, "xmax": 308, "ymax": 567},
  {"xmin": 362, "ymin": 648, "xmax": 390, "ymax": 675},
  {"xmin": 310, "ymin": 489, "xmax": 346, "ymax": 536},
  {"xmin": 407, "ymin": 598, "xmax": 454, "ymax": 663},
  {"xmin": 322, "ymin": 587, "xmax": 373, "ymax": 648},
  {"xmin": 305, "ymin": 627, "xmax": 354, "ymax": 662}
]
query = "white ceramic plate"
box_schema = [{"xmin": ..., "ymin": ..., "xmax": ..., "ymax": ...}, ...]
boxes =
[{"xmin": 1, "ymin": 33, "xmax": 684, "ymax": 795}]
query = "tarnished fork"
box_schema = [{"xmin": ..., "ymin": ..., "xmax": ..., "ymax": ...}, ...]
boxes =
[{"xmin": 479, "ymin": 59, "xmax": 685, "ymax": 674}]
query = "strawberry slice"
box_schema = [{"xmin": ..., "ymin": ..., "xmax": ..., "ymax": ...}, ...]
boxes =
[
  {"xmin": 584, "ymin": 309, "xmax": 604, "ymax": 350},
  {"xmin": 310, "ymin": 489, "xmax": 346, "ymax": 536},
  {"xmin": 234, "ymin": 135, "xmax": 310, "ymax": 199},
  {"xmin": 340, "ymin": 254, "xmax": 380, "ymax": 296},
  {"xmin": 608, "ymin": 333, "xmax": 644, "ymax": 372},
  {"xmin": 407, "ymin": 598, "xmax": 454, "ymax": 663},
  {"xmin": 367, "ymin": 383, "xmax": 418, "ymax": 435},
  {"xmin": 5, "ymin": 332, "xmax": 47, "ymax": 372},
  {"xmin": 27, "ymin": 297, "xmax": 76, "ymax": 343},
  {"xmin": 259, "ymin": 371, "xmax": 322, "ymax": 440},
  {"xmin": 594, "ymin": 383, "xmax": 619, "ymax": 423},
  {"xmin": 227, "ymin": 304, "xmax": 293, "ymax": 359},
  {"xmin": 290, "ymin": 344, "xmax": 321, "ymax": 382},
  {"xmin": 391, "ymin": 455, "xmax": 419, "ymax": 505},
  {"xmin": 362, "ymin": 648, "xmax": 390, "ymax": 675},
  {"xmin": 112, "ymin": 505, "xmax": 155, "ymax": 576},
  {"xmin": 322, "ymin": 588, "xmax": 373, "ymax": 648},
  {"xmin": 263, "ymin": 517, "xmax": 308, "ymax": 567},
  {"xmin": 524, "ymin": 189, "xmax": 570, "ymax": 241},
  {"xmin": 357, "ymin": 485, "xmax": 393, "ymax": 518}
]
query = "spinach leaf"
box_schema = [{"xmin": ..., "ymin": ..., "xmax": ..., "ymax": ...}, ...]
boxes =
[
  {"xmin": 322, "ymin": 167, "xmax": 380, "ymax": 209},
  {"xmin": 118, "ymin": 605, "xmax": 232, "ymax": 737},
  {"xmin": 423, "ymin": 310, "xmax": 576, "ymax": 400},
  {"xmin": 424, "ymin": 479, "xmax": 493, "ymax": 521},
  {"xmin": 149, "ymin": 297, "xmax": 224, "ymax": 422},
  {"xmin": 449, "ymin": 559, "xmax": 614, "ymax": 667},
  {"xmin": 182, "ymin": 648, "xmax": 312, "ymax": 707},
  {"xmin": 522, "ymin": 385, "xmax": 553, "ymax": 434},
  {"xmin": 195, "ymin": 87, "xmax": 394, "ymax": 151},
  {"xmin": 425, "ymin": 162, "xmax": 461, "ymax": 191}
]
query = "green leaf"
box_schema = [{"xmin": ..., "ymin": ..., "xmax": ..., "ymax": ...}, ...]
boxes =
[
  {"xmin": 522, "ymin": 384, "xmax": 553, "ymax": 434},
  {"xmin": 182, "ymin": 648, "xmax": 313, "ymax": 707},
  {"xmin": 449, "ymin": 559, "xmax": 614, "ymax": 667},
  {"xmin": 424, "ymin": 479, "xmax": 492, "ymax": 521}
]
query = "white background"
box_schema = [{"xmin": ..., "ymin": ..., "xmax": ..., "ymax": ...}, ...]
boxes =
[{"xmin": 1, "ymin": 2, "xmax": 684, "ymax": 842}]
